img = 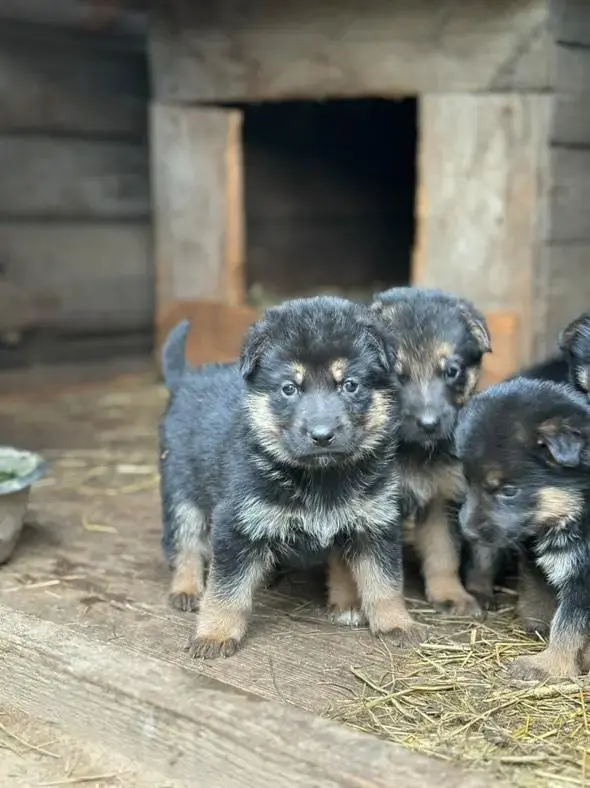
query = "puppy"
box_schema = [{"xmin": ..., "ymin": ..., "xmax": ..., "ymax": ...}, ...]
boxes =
[
  {"xmin": 519, "ymin": 311, "xmax": 590, "ymax": 395},
  {"xmin": 369, "ymin": 287, "xmax": 491, "ymax": 615},
  {"xmin": 456, "ymin": 377, "xmax": 590, "ymax": 680},
  {"xmin": 159, "ymin": 321, "xmax": 234, "ymax": 611},
  {"xmin": 159, "ymin": 296, "xmax": 425, "ymax": 659}
]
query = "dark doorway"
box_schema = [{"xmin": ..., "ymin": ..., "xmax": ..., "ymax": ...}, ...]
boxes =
[{"xmin": 240, "ymin": 98, "xmax": 417, "ymax": 308}]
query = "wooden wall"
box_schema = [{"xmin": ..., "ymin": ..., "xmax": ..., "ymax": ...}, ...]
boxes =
[
  {"xmin": 538, "ymin": 0, "xmax": 590, "ymax": 357},
  {"xmin": 0, "ymin": 5, "xmax": 152, "ymax": 364}
]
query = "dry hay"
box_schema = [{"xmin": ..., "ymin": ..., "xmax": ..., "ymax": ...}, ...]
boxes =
[{"xmin": 338, "ymin": 600, "xmax": 590, "ymax": 787}]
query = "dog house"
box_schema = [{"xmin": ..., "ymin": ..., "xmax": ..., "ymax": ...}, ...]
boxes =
[{"xmin": 149, "ymin": 0, "xmax": 590, "ymax": 386}]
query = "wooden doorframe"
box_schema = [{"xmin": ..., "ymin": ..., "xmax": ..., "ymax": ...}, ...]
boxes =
[{"xmin": 411, "ymin": 93, "xmax": 552, "ymax": 385}]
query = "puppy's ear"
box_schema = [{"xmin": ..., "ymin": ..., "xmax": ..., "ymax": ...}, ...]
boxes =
[
  {"xmin": 458, "ymin": 300, "xmax": 492, "ymax": 355},
  {"xmin": 363, "ymin": 320, "xmax": 394, "ymax": 374},
  {"xmin": 239, "ymin": 319, "xmax": 268, "ymax": 381},
  {"xmin": 536, "ymin": 419, "xmax": 586, "ymax": 468},
  {"xmin": 559, "ymin": 311, "xmax": 590, "ymax": 354}
]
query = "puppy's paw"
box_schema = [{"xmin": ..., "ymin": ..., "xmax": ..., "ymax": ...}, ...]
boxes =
[
  {"xmin": 186, "ymin": 635, "xmax": 240, "ymax": 660},
  {"xmin": 169, "ymin": 591, "xmax": 200, "ymax": 613},
  {"xmin": 466, "ymin": 586, "xmax": 496, "ymax": 614},
  {"xmin": 328, "ymin": 605, "xmax": 366, "ymax": 628},
  {"xmin": 521, "ymin": 618, "xmax": 551, "ymax": 639},
  {"xmin": 382, "ymin": 622, "xmax": 428, "ymax": 649},
  {"xmin": 431, "ymin": 591, "xmax": 483, "ymax": 619},
  {"xmin": 507, "ymin": 653, "xmax": 579, "ymax": 683}
]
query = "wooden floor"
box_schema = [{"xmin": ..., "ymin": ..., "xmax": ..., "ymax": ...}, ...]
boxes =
[{"xmin": 0, "ymin": 362, "xmax": 502, "ymax": 787}]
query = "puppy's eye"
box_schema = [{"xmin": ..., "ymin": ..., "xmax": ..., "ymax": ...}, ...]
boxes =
[
  {"xmin": 397, "ymin": 372, "xmax": 410, "ymax": 385},
  {"xmin": 281, "ymin": 381, "xmax": 298, "ymax": 397},
  {"xmin": 342, "ymin": 378, "xmax": 359, "ymax": 394},
  {"xmin": 497, "ymin": 485, "xmax": 519, "ymax": 500},
  {"xmin": 444, "ymin": 361, "xmax": 463, "ymax": 382}
]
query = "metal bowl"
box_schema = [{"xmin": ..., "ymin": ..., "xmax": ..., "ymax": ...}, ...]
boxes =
[{"xmin": 0, "ymin": 447, "xmax": 48, "ymax": 565}]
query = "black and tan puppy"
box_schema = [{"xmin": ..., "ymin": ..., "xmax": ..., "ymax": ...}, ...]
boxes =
[
  {"xmin": 456, "ymin": 377, "xmax": 590, "ymax": 680},
  {"xmin": 160, "ymin": 296, "xmax": 425, "ymax": 659},
  {"xmin": 520, "ymin": 311, "xmax": 590, "ymax": 395},
  {"xmin": 369, "ymin": 287, "xmax": 491, "ymax": 616}
]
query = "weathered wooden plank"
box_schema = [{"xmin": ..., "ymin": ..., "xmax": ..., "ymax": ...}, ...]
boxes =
[
  {"xmin": 541, "ymin": 242, "xmax": 590, "ymax": 355},
  {"xmin": 551, "ymin": 0, "xmax": 590, "ymax": 46},
  {"xmin": 479, "ymin": 312, "xmax": 521, "ymax": 389},
  {"xmin": 151, "ymin": 103, "xmax": 245, "ymax": 346},
  {"xmin": 549, "ymin": 148, "xmax": 590, "ymax": 241},
  {"xmin": 414, "ymin": 94, "xmax": 552, "ymax": 367},
  {"xmin": 0, "ymin": 605, "xmax": 504, "ymax": 788},
  {"xmin": 157, "ymin": 300, "xmax": 258, "ymax": 369},
  {"xmin": 0, "ymin": 31, "xmax": 147, "ymax": 135},
  {"xmin": 552, "ymin": 93, "xmax": 590, "ymax": 146},
  {"xmin": 0, "ymin": 137, "xmax": 149, "ymax": 219},
  {"xmin": 0, "ymin": 223, "xmax": 153, "ymax": 334},
  {"xmin": 0, "ymin": 1, "xmax": 146, "ymax": 37},
  {"xmin": 148, "ymin": 0, "xmax": 552, "ymax": 102}
]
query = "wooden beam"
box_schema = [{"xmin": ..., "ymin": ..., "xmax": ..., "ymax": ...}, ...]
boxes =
[
  {"xmin": 0, "ymin": 223, "xmax": 152, "ymax": 335},
  {"xmin": 148, "ymin": 0, "xmax": 552, "ymax": 102},
  {"xmin": 0, "ymin": 30, "xmax": 147, "ymax": 136},
  {"xmin": 413, "ymin": 93, "xmax": 552, "ymax": 367},
  {"xmin": 156, "ymin": 300, "xmax": 258, "ymax": 370},
  {"xmin": 0, "ymin": 605, "xmax": 504, "ymax": 788},
  {"xmin": 151, "ymin": 102, "xmax": 246, "ymax": 352},
  {"xmin": 0, "ymin": 136, "xmax": 149, "ymax": 219}
]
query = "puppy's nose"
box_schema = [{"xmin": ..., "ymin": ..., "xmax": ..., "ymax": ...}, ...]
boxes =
[
  {"xmin": 416, "ymin": 412, "xmax": 440, "ymax": 432},
  {"xmin": 309, "ymin": 425, "xmax": 336, "ymax": 447}
]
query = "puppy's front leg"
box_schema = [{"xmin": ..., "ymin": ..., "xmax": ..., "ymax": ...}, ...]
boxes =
[
  {"xmin": 350, "ymin": 531, "xmax": 427, "ymax": 647},
  {"xmin": 188, "ymin": 519, "xmax": 271, "ymax": 660},
  {"xmin": 516, "ymin": 553, "xmax": 556, "ymax": 638},
  {"xmin": 415, "ymin": 498, "xmax": 481, "ymax": 616},
  {"xmin": 509, "ymin": 582, "xmax": 589, "ymax": 682}
]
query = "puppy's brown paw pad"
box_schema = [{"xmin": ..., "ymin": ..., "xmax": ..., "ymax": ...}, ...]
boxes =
[
  {"xmin": 169, "ymin": 591, "xmax": 200, "ymax": 613},
  {"xmin": 431, "ymin": 592, "xmax": 483, "ymax": 619},
  {"xmin": 186, "ymin": 636, "xmax": 240, "ymax": 660},
  {"xmin": 383, "ymin": 622, "xmax": 428, "ymax": 648},
  {"xmin": 328, "ymin": 606, "xmax": 366, "ymax": 628}
]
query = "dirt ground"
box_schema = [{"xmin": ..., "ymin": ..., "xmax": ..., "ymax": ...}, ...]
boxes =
[{"xmin": 0, "ymin": 359, "xmax": 566, "ymax": 787}]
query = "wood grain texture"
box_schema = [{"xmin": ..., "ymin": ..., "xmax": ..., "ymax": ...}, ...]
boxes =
[
  {"xmin": 0, "ymin": 605, "xmax": 501, "ymax": 788},
  {"xmin": 541, "ymin": 242, "xmax": 590, "ymax": 355},
  {"xmin": 151, "ymin": 103, "xmax": 245, "ymax": 331},
  {"xmin": 0, "ymin": 223, "xmax": 153, "ymax": 334},
  {"xmin": 414, "ymin": 93, "xmax": 552, "ymax": 367},
  {"xmin": 551, "ymin": 43, "xmax": 590, "ymax": 145},
  {"xmin": 549, "ymin": 148, "xmax": 590, "ymax": 241},
  {"xmin": 551, "ymin": 0, "xmax": 590, "ymax": 46},
  {"xmin": 0, "ymin": 136, "xmax": 149, "ymax": 219},
  {"xmin": 479, "ymin": 312, "xmax": 521, "ymax": 388},
  {"xmin": 148, "ymin": 0, "xmax": 552, "ymax": 102},
  {"xmin": 156, "ymin": 300, "xmax": 258, "ymax": 369},
  {"xmin": 0, "ymin": 1, "xmax": 146, "ymax": 36},
  {"xmin": 0, "ymin": 29, "xmax": 147, "ymax": 135}
]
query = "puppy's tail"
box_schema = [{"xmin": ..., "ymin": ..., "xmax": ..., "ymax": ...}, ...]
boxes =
[{"xmin": 162, "ymin": 319, "xmax": 191, "ymax": 393}]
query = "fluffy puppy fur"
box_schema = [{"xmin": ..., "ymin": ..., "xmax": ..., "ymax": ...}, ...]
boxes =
[
  {"xmin": 456, "ymin": 377, "xmax": 590, "ymax": 680},
  {"xmin": 519, "ymin": 311, "xmax": 590, "ymax": 396},
  {"xmin": 159, "ymin": 296, "xmax": 425, "ymax": 659},
  {"xmin": 369, "ymin": 287, "xmax": 491, "ymax": 615}
]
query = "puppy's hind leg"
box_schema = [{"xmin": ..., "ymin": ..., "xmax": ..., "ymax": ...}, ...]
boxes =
[
  {"xmin": 326, "ymin": 550, "xmax": 366, "ymax": 628},
  {"xmin": 415, "ymin": 498, "xmax": 481, "ymax": 617},
  {"xmin": 168, "ymin": 501, "xmax": 209, "ymax": 613}
]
